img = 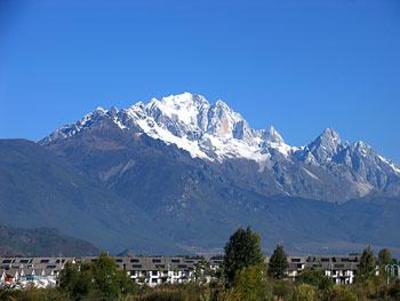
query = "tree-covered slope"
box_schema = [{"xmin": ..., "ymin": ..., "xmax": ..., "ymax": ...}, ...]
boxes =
[
  {"xmin": 0, "ymin": 225, "xmax": 99, "ymax": 256},
  {"xmin": 0, "ymin": 139, "xmax": 181, "ymax": 254}
]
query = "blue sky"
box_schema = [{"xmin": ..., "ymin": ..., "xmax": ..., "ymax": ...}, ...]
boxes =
[{"xmin": 1, "ymin": 0, "xmax": 399, "ymax": 162}]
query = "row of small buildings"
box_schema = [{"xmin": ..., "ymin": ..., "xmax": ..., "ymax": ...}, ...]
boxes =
[
  {"xmin": 0, "ymin": 255, "xmax": 223, "ymax": 289},
  {"xmin": 1, "ymin": 254, "xmax": 399, "ymax": 289},
  {"xmin": 287, "ymin": 254, "xmax": 365, "ymax": 284}
]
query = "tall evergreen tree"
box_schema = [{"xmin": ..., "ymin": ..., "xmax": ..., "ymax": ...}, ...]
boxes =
[
  {"xmin": 378, "ymin": 248, "xmax": 392, "ymax": 266},
  {"xmin": 223, "ymin": 227, "xmax": 264, "ymax": 285},
  {"xmin": 358, "ymin": 246, "xmax": 377, "ymax": 281},
  {"xmin": 268, "ymin": 245, "xmax": 288, "ymax": 279}
]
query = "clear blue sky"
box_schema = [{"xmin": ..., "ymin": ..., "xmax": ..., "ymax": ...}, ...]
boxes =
[{"xmin": 1, "ymin": 0, "xmax": 399, "ymax": 162}]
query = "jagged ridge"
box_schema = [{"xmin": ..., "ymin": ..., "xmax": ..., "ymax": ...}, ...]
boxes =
[{"xmin": 41, "ymin": 92, "xmax": 400, "ymax": 201}]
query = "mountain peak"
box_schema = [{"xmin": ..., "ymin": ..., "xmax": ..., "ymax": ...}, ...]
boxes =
[
  {"xmin": 211, "ymin": 99, "xmax": 240, "ymax": 120},
  {"xmin": 215, "ymin": 99, "xmax": 230, "ymax": 108},
  {"xmin": 262, "ymin": 126, "xmax": 293, "ymax": 156},
  {"xmin": 320, "ymin": 127, "xmax": 341, "ymax": 142},
  {"xmin": 108, "ymin": 106, "xmax": 119, "ymax": 117},
  {"xmin": 265, "ymin": 126, "xmax": 285, "ymax": 144},
  {"xmin": 352, "ymin": 140, "xmax": 374, "ymax": 157},
  {"xmin": 159, "ymin": 92, "xmax": 209, "ymax": 106},
  {"xmin": 312, "ymin": 127, "xmax": 342, "ymax": 147},
  {"xmin": 41, "ymin": 93, "xmax": 398, "ymax": 176},
  {"xmin": 96, "ymin": 106, "xmax": 106, "ymax": 111},
  {"xmin": 307, "ymin": 128, "xmax": 342, "ymax": 162}
]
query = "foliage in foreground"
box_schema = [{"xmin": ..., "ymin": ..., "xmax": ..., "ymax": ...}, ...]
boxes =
[
  {"xmin": 2, "ymin": 279, "xmax": 400, "ymax": 301},
  {"xmin": 1, "ymin": 228, "xmax": 399, "ymax": 301},
  {"xmin": 58, "ymin": 252, "xmax": 137, "ymax": 300}
]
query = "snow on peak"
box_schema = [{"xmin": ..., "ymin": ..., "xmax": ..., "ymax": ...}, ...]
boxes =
[
  {"xmin": 95, "ymin": 106, "xmax": 107, "ymax": 113},
  {"xmin": 264, "ymin": 126, "xmax": 284, "ymax": 144},
  {"xmin": 307, "ymin": 127, "xmax": 342, "ymax": 159},
  {"xmin": 378, "ymin": 155, "xmax": 400, "ymax": 175},
  {"xmin": 123, "ymin": 92, "xmax": 269, "ymax": 161},
  {"xmin": 262, "ymin": 126, "xmax": 294, "ymax": 156},
  {"xmin": 352, "ymin": 141, "xmax": 373, "ymax": 157},
  {"xmin": 207, "ymin": 99, "xmax": 247, "ymax": 139},
  {"xmin": 145, "ymin": 92, "xmax": 210, "ymax": 131},
  {"xmin": 320, "ymin": 128, "xmax": 341, "ymax": 144},
  {"xmin": 42, "ymin": 93, "xmax": 399, "ymax": 173},
  {"xmin": 44, "ymin": 92, "xmax": 289, "ymax": 162}
]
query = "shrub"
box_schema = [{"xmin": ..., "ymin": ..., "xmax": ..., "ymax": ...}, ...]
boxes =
[
  {"xmin": 292, "ymin": 284, "xmax": 317, "ymax": 301},
  {"xmin": 325, "ymin": 286, "xmax": 357, "ymax": 301}
]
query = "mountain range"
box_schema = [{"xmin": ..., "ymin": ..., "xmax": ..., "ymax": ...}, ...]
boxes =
[{"xmin": 1, "ymin": 92, "xmax": 399, "ymax": 255}]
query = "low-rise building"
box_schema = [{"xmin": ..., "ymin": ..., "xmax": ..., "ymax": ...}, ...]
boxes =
[
  {"xmin": 265, "ymin": 253, "xmax": 361, "ymax": 284},
  {"xmin": 300, "ymin": 254, "xmax": 360, "ymax": 284},
  {"xmin": 0, "ymin": 253, "xmax": 388, "ymax": 288},
  {"xmin": 0, "ymin": 257, "xmax": 71, "ymax": 289},
  {"xmin": 286, "ymin": 256, "xmax": 307, "ymax": 280}
]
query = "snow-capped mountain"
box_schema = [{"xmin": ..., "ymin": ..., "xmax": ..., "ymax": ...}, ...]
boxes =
[
  {"xmin": 10, "ymin": 93, "xmax": 397, "ymax": 253},
  {"xmin": 42, "ymin": 92, "xmax": 296, "ymax": 161},
  {"xmin": 41, "ymin": 92, "xmax": 400, "ymax": 202}
]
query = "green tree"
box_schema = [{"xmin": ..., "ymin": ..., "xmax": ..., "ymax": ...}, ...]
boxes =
[
  {"xmin": 59, "ymin": 261, "xmax": 94, "ymax": 299},
  {"xmin": 92, "ymin": 253, "xmax": 130, "ymax": 299},
  {"xmin": 378, "ymin": 248, "xmax": 392, "ymax": 266},
  {"xmin": 272, "ymin": 280, "xmax": 294, "ymax": 301},
  {"xmin": 229, "ymin": 265, "xmax": 272, "ymax": 301},
  {"xmin": 357, "ymin": 246, "xmax": 377, "ymax": 281},
  {"xmin": 223, "ymin": 227, "xmax": 264, "ymax": 285},
  {"xmin": 58, "ymin": 253, "xmax": 136, "ymax": 301},
  {"xmin": 291, "ymin": 284, "xmax": 317, "ymax": 301},
  {"xmin": 296, "ymin": 268, "xmax": 333, "ymax": 290},
  {"xmin": 268, "ymin": 245, "xmax": 288, "ymax": 279},
  {"xmin": 326, "ymin": 286, "xmax": 357, "ymax": 301}
]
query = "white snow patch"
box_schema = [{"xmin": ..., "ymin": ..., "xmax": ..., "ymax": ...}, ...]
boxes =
[
  {"xmin": 112, "ymin": 118, "xmax": 127, "ymax": 130},
  {"xmin": 302, "ymin": 167, "xmax": 320, "ymax": 181},
  {"xmin": 268, "ymin": 141, "xmax": 295, "ymax": 156},
  {"xmin": 133, "ymin": 115, "xmax": 210, "ymax": 160},
  {"xmin": 378, "ymin": 155, "xmax": 400, "ymax": 174}
]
